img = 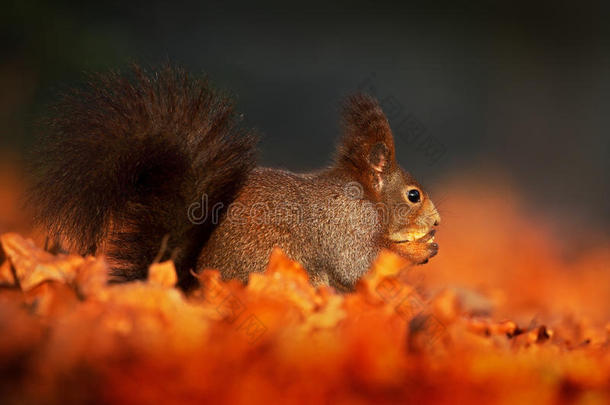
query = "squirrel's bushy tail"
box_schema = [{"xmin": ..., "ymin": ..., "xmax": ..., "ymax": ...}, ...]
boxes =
[{"xmin": 27, "ymin": 65, "xmax": 257, "ymax": 288}]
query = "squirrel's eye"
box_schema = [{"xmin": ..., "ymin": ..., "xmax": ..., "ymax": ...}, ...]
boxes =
[{"xmin": 407, "ymin": 189, "xmax": 421, "ymax": 203}]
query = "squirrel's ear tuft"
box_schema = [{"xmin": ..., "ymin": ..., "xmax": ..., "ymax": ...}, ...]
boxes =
[{"xmin": 336, "ymin": 94, "xmax": 396, "ymax": 193}]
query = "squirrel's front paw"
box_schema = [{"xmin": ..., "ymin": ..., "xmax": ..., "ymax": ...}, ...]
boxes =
[
  {"xmin": 405, "ymin": 241, "xmax": 439, "ymax": 264},
  {"xmin": 388, "ymin": 230, "xmax": 439, "ymax": 264}
]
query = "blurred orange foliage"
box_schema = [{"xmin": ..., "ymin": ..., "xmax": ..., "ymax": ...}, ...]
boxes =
[{"xmin": 0, "ymin": 174, "xmax": 609, "ymax": 405}]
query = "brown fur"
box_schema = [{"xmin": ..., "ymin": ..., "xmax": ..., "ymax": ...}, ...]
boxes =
[{"xmin": 28, "ymin": 68, "xmax": 440, "ymax": 291}]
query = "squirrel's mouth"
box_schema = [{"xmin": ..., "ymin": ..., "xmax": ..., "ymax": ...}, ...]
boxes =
[{"xmin": 390, "ymin": 229, "xmax": 436, "ymax": 244}]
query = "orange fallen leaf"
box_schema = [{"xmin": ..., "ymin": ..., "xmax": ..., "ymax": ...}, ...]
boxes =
[
  {"xmin": 0, "ymin": 233, "xmax": 83, "ymax": 291},
  {"xmin": 0, "ymin": 259, "xmax": 15, "ymax": 286},
  {"xmin": 148, "ymin": 260, "xmax": 178, "ymax": 288}
]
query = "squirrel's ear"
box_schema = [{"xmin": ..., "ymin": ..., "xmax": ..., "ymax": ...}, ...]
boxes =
[
  {"xmin": 336, "ymin": 94, "xmax": 397, "ymax": 194},
  {"xmin": 368, "ymin": 142, "xmax": 391, "ymax": 190}
]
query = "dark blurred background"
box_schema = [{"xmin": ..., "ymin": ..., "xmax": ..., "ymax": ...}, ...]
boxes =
[{"xmin": 2, "ymin": 1, "xmax": 609, "ymax": 236}]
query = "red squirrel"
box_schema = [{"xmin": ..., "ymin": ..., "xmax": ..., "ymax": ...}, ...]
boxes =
[{"xmin": 28, "ymin": 65, "xmax": 441, "ymax": 291}]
